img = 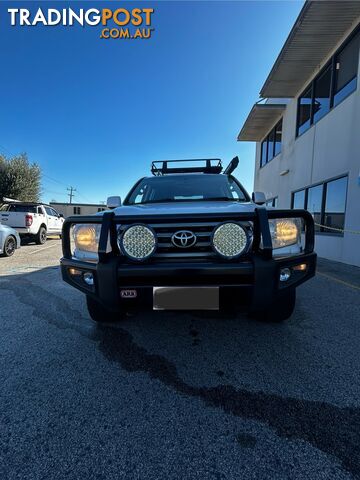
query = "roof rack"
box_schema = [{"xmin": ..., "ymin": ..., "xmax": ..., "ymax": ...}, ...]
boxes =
[{"xmin": 151, "ymin": 159, "xmax": 223, "ymax": 176}]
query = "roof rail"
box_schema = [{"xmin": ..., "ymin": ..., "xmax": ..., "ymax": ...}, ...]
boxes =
[
  {"xmin": 223, "ymin": 156, "xmax": 239, "ymax": 175},
  {"xmin": 151, "ymin": 159, "xmax": 223, "ymax": 176}
]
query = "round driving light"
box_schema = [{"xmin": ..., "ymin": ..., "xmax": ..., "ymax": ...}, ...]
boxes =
[
  {"xmin": 83, "ymin": 272, "xmax": 94, "ymax": 286},
  {"xmin": 120, "ymin": 224, "xmax": 157, "ymax": 261},
  {"xmin": 212, "ymin": 222, "xmax": 249, "ymax": 259},
  {"xmin": 279, "ymin": 268, "xmax": 291, "ymax": 282}
]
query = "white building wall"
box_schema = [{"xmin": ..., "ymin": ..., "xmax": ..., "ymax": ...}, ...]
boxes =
[
  {"xmin": 50, "ymin": 203, "xmax": 105, "ymax": 218},
  {"xmin": 254, "ymin": 30, "xmax": 360, "ymax": 267}
]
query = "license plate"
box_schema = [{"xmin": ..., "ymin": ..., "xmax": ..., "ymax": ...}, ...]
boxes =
[{"xmin": 153, "ymin": 287, "xmax": 219, "ymax": 311}]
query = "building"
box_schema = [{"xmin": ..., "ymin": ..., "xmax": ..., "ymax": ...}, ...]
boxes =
[
  {"xmin": 238, "ymin": 0, "xmax": 360, "ymax": 267},
  {"xmin": 50, "ymin": 202, "xmax": 106, "ymax": 218}
]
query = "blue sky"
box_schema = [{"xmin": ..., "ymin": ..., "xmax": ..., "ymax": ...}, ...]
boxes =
[{"xmin": 0, "ymin": 1, "xmax": 303, "ymax": 204}]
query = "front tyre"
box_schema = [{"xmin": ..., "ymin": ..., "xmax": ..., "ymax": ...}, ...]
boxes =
[
  {"xmin": 86, "ymin": 295, "xmax": 122, "ymax": 323},
  {"xmin": 2, "ymin": 236, "xmax": 16, "ymax": 257},
  {"xmin": 251, "ymin": 289, "xmax": 296, "ymax": 323},
  {"xmin": 35, "ymin": 226, "xmax": 47, "ymax": 245}
]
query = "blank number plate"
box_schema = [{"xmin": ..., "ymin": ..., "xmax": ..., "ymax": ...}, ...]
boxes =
[{"xmin": 153, "ymin": 287, "xmax": 219, "ymax": 311}]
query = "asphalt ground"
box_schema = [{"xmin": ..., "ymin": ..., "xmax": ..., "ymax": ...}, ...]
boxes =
[{"xmin": 1, "ymin": 239, "xmax": 360, "ymax": 479}]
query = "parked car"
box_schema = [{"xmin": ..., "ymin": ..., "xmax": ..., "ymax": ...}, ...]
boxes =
[
  {"xmin": 60, "ymin": 158, "xmax": 316, "ymax": 323},
  {"xmin": 0, "ymin": 200, "xmax": 64, "ymax": 244},
  {"xmin": 0, "ymin": 222, "xmax": 21, "ymax": 257}
]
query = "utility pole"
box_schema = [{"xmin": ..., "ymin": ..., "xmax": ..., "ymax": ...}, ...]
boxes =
[{"xmin": 67, "ymin": 186, "xmax": 76, "ymax": 204}]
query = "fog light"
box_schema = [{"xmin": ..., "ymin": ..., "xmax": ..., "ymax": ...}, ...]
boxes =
[
  {"xmin": 280, "ymin": 268, "xmax": 291, "ymax": 282},
  {"xmin": 83, "ymin": 272, "xmax": 94, "ymax": 286},
  {"xmin": 69, "ymin": 267, "xmax": 81, "ymax": 276},
  {"xmin": 293, "ymin": 263, "xmax": 307, "ymax": 272}
]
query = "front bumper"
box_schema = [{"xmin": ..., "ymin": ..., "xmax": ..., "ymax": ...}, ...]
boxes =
[
  {"xmin": 60, "ymin": 207, "xmax": 316, "ymax": 312},
  {"xmin": 61, "ymin": 253, "xmax": 316, "ymax": 312}
]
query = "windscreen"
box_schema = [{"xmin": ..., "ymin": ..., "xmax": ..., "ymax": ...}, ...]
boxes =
[
  {"xmin": 125, "ymin": 175, "xmax": 248, "ymax": 205},
  {"xmin": 7, "ymin": 204, "xmax": 37, "ymax": 213}
]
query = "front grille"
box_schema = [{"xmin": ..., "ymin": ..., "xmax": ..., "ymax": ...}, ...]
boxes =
[
  {"xmin": 118, "ymin": 220, "xmax": 253, "ymax": 260},
  {"xmin": 151, "ymin": 221, "xmax": 217, "ymax": 259}
]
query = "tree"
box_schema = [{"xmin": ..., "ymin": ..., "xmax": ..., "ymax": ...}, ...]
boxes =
[{"xmin": 0, "ymin": 154, "xmax": 41, "ymax": 202}]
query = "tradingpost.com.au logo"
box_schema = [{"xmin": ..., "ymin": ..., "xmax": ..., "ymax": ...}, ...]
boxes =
[{"xmin": 7, "ymin": 7, "xmax": 155, "ymax": 40}]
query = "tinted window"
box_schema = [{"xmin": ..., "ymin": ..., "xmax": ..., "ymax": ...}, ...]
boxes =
[
  {"xmin": 296, "ymin": 26, "xmax": 359, "ymax": 136},
  {"xmin": 334, "ymin": 31, "xmax": 360, "ymax": 105},
  {"xmin": 125, "ymin": 174, "xmax": 248, "ymax": 205},
  {"xmin": 324, "ymin": 177, "xmax": 347, "ymax": 231},
  {"xmin": 274, "ymin": 120, "xmax": 282, "ymax": 156},
  {"xmin": 260, "ymin": 119, "xmax": 282, "ymax": 167},
  {"xmin": 293, "ymin": 190, "xmax": 305, "ymax": 209},
  {"xmin": 313, "ymin": 65, "xmax": 331, "ymax": 123},
  {"xmin": 50, "ymin": 208, "xmax": 59, "ymax": 216},
  {"xmin": 267, "ymin": 129, "xmax": 275, "ymax": 162},
  {"xmin": 45, "ymin": 207, "xmax": 53, "ymax": 216},
  {"xmin": 297, "ymin": 87, "xmax": 312, "ymax": 135},
  {"xmin": 9, "ymin": 204, "xmax": 37, "ymax": 213},
  {"xmin": 306, "ymin": 184, "xmax": 323, "ymax": 232}
]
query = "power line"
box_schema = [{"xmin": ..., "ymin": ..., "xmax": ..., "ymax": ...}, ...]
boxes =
[
  {"xmin": 42, "ymin": 188, "xmax": 66, "ymax": 196},
  {"xmin": 42, "ymin": 172, "xmax": 69, "ymax": 187},
  {"xmin": 76, "ymin": 190, "xmax": 93, "ymax": 203},
  {"xmin": 0, "ymin": 144, "xmax": 95, "ymax": 204}
]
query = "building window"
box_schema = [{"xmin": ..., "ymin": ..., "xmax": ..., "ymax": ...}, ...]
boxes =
[
  {"xmin": 334, "ymin": 30, "xmax": 360, "ymax": 106},
  {"xmin": 307, "ymin": 184, "xmax": 323, "ymax": 232},
  {"xmin": 297, "ymin": 87, "xmax": 312, "ymax": 136},
  {"xmin": 292, "ymin": 189, "xmax": 306, "ymax": 209},
  {"xmin": 267, "ymin": 129, "xmax": 275, "ymax": 162},
  {"xmin": 274, "ymin": 120, "xmax": 282, "ymax": 156},
  {"xmin": 261, "ymin": 140, "xmax": 267, "ymax": 167},
  {"xmin": 324, "ymin": 176, "xmax": 348, "ymax": 231},
  {"xmin": 97, "ymin": 207, "xmax": 105, "ymax": 212},
  {"xmin": 265, "ymin": 197, "xmax": 278, "ymax": 207},
  {"xmin": 73, "ymin": 206, "xmax": 81, "ymax": 214},
  {"xmin": 313, "ymin": 64, "xmax": 331, "ymax": 123},
  {"xmin": 260, "ymin": 119, "xmax": 282, "ymax": 167},
  {"xmin": 296, "ymin": 26, "xmax": 360, "ymax": 136},
  {"xmin": 291, "ymin": 176, "xmax": 348, "ymax": 235}
]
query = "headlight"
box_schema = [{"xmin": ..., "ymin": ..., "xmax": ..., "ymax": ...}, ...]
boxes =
[
  {"xmin": 72, "ymin": 224, "xmax": 102, "ymax": 262},
  {"xmin": 73, "ymin": 224, "xmax": 101, "ymax": 253},
  {"xmin": 120, "ymin": 224, "xmax": 156, "ymax": 261},
  {"xmin": 212, "ymin": 222, "xmax": 249, "ymax": 259},
  {"xmin": 269, "ymin": 218, "xmax": 301, "ymax": 249}
]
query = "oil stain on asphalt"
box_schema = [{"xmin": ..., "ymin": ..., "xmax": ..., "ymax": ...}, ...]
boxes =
[{"xmin": 96, "ymin": 324, "xmax": 360, "ymax": 478}]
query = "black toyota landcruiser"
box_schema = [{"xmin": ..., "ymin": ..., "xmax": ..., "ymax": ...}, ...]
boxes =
[{"xmin": 61, "ymin": 158, "xmax": 316, "ymax": 323}]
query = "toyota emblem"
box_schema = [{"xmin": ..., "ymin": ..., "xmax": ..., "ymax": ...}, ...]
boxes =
[{"xmin": 171, "ymin": 230, "xmax": 197, "ymax": 248}]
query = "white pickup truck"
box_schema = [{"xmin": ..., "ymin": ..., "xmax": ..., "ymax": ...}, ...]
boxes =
[{"xmin": 0, "ymin": 201, "xmax": 64, "ymax": 244}]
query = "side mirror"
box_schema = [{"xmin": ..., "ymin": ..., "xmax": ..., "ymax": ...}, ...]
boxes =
[
  {"xmin": 59, "ymin": 213, "xmax": 64, "ymax": 218},
  {"xmin": 106, "ymin": 196, "xmax": 121, "ymax": 209},
  {"xmin": 252, "ymin": 191, "xmax": 266, "ymax": 205}
]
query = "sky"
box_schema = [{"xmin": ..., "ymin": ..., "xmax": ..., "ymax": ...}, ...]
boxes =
[{"xmin": 0, "ymin": 0, "xmax": 303, "ymax": 204}]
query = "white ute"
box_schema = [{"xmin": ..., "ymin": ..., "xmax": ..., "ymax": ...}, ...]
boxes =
[{"xmin": 0, "ymin": 198, "xmax": 64, "ymax": 244}]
